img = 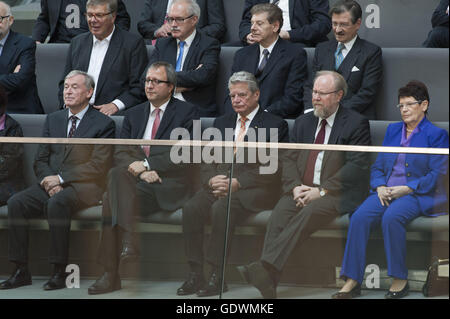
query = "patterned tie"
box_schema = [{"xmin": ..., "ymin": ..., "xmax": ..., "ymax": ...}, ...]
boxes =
[
  {"xmin": 67, "ymin": 115, "xmax": 78, "ymax": 138},
  {"xmin": 256, "ymin": 49, "xmax": 269, "ymax": 77},
  {"xmin": 335, "ymin": 43, "xmax": 345, "ymax": 70},
  {"xmin": 143, "ymin": 108, "xmax": 161, "ymax": 157},
  {"xmin": 175, "ymin": 41, "xmax": 186, "ymax": 71},
  {"xmin": 302, "ymin": 119, "xmax": 327, "ymax": 186},
  {"xmin": 234, "ymin": 116, "xmax": 249, "ymax": 154}
]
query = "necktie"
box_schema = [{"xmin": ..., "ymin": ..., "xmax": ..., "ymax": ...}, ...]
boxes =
[
  {"xmin": 67, "ymin": 115, "xmax": 78, "ymax": 138},
  {"xmin": 335, "ymin": 43, "xmax": 345, "ymax": 70},
  {"xmin": 256, "ymin": 49, "xmax": 269, "ymax": 77},
  {"xmin": 175, "ymin": 41, "xmax": 186, "ymax": 71},
  {"xmin": 143, "ymin": 108, "xmax": 161, "ymax": 157},
  {"xmin": 302, "ymin": 119, "xmax": 327, "ymax": 186},
  {"xmin": 235, "ymin": 116, "xmax": 249, "ymax": 154}
]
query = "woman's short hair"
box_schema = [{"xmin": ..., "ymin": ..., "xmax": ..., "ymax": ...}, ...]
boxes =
[
  {"xmin": 0, "ymin": 85, "xmax": 8, "ymax": 115},
  {"xmin": 398, "ymin": 80, "xmax": 430, "ymax": 104}
]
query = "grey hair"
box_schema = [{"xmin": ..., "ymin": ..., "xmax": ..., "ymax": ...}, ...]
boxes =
[
  {"xmin": 86, "ymin": 0, "xmax": 118, "ymax": 13},
  {"xmin": 0, "ymin": 1, "xmax": 12, "ymax": 16},
  {"xmin": 314, "ymin": 70, "xmax": 348, "ymax": 97},
  {"xmin": 65, "ymin": 70, "xmax": 96, "ymax": 91},
  {"xmin": 171, "ymin": 0, "xmax": 201, "ymax": 19},
  {"xmin": 228, "ymin": 71, "xmax": 260, "ymax": 93}
]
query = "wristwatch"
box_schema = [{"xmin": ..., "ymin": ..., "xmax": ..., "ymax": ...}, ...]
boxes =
[
  {"xmin": 319, "ymin": 187, "xmax": 327, "ymax": 197},
  {"xmin": 142, "ymin": 159, "xmax": 150, "ymax": 171}
]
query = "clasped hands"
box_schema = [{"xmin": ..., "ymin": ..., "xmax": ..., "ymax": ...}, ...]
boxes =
[
  {"xmin": 40, "ymin": 175, "xmax": 63, "ymax": 197},
  {"xmin": 376, "ymin": 185, "xmax": 412, "ymax": 206},
  {"xmin": 128, "ymin": 161, "xmax": 162, "ymax": 184},
  {"xmin": 292, "ymin": 185, "xmax": 321, "ymax": 208},
  {"xmin": 208, "ymin": 175, "xmax": 240, "ymax": 199}
]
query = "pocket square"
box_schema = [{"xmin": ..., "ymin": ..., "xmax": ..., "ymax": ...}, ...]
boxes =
[{"xmin": 351, "ymin": 66, "xmax": 360, "ymax": 72}]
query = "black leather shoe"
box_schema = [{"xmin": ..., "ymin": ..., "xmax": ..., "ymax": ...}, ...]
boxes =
[
  {"xmin": 177, "ymin": 272, "xmax": 205, "ymax": 296},
  {"xmin": 385, "ymin": 282, "xmax": 409, "ymax": 299},
  {"xmin": 237, "ymin": 261, "xmax": 276, "ymax": 299},
  {"xmin": 0, "ymin": 268, "xmax": 32, "ymax": 290},
  {"xmin": 331, "ymin": 283, "xmax": 362, "ymax": 299},
  {"xmin": 43, "ymin": 271, "xmax": 68, "ymax": 290},
  {"xmin": 196, "ymin": 272, "xmax": 228, "ymax": 297},
  {"xmin": 88, "ymin": 272, "xmax": 121, "ymax": 295}
]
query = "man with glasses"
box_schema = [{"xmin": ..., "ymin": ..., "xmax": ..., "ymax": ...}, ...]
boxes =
[
  {"xmin": 143, "ymin": 0, "xmax": 220, "ymax": 117},
  {"xmin": 32, "ymin": 0, "xmax": 130, "ymax": 44},
  {"xmin": 0, "ymin": 1, "xmax": 43, "ymax": 114},
  {"xmin": 59, "ymin": 0, "xmax": 148, "ymax": 116},
  {"xmin": 237, "ymin": 71, "xmax": 371, "ymax": 299},
  {"xmin": 88, "ymin": 62, "xmax": 199, "ymax": 295},
  {"xmin": 303, "ymin": 0, "xmax": 382, "ymax": 120},
  {"xmin": 138, "ymin": 0, "xmax": 226, "ymax": 43}
]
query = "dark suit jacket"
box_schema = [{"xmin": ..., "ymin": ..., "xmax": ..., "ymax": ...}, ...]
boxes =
[
  {"xmin": 224, "ymin": 38, "xmax": 307, "ymax": 118},
  {"xmin": 304, "ymin": 37, "xmax": 382, "ymax": 120},
  {"xmin": 59, "ymin": 27, "xmax": 148, "ymax": 109},
  {"xmin": 34, "ymin": 106, "xmax": 115, "ymax": 206},
  {"xmin": 0, "ymin": 114, "xmax": 25, "ymax": 204},
  {"xmin": 432, "ymin": 0, "xmax": 449, "ymax": 28},
  {"xmin": 371, "ymin": 118, "xmax": 449, "ymax": 216},
  {"xmin": 283, "ymin": 106, "xmax": 371, "ymax": 214},
  {"xmin": 137, "ymin": 0, "xmax": 226, "ymax": 41},
  {"xmin": 145, "ymin": 32, "xmax": 220, "ymax": 117},
  {"xmin": 115, "ymin": 97, "xmax": 199, "ymax": 211},
  {"xmin": 201, "ymin": 107, "xmax": 289, "ymax": 212},
  {"xmin": 32, "ymin": 0, "xmax": 131, "ymax": 43},
  {"xmin": 0, "ymin": 31, "xmax": 44, "ymax": 114},
  {"xmin": 239, "ymin": 0, "xmax": 331, "ymax": 47}
]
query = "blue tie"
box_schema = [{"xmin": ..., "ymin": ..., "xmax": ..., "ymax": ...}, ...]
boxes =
[
  {"xmin": 335, "ymin": 43, "xmax": 345, "ymax": 70},
  {"xmin": 176, "ymin": 41, "xmax": 186, "ymax": 71}
]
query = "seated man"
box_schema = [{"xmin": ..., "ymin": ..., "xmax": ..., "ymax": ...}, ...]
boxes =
[
  {"xmin": 32, "ymin": 0, "xmax": 130, "ymax": 43},
  {"xmin": 138, "ymin": 0, "xmax": 226, "ymax": 43},
  {"xmin": 239, "ymin": 0, "xmax": 331, "ymax": 47},
  {"xmin": 423, "ymin": 0, "xmax": 449, "ymax": 48},
  {"xmin": 303, "ymin": 0, "xmax": 382, "ymax": 120},
  {"xmin": 0, "ymin": 70, "xmax": 115, "ymax": 291},
  {"xmin": 0, "ymin": 1, "xmax": 43, "ymax": 114},
  {"xmin": 224, "ymin": 3, "xmax": 307, "ymax": 118},
  {"xmin": 143, "ymin": 0, "xmax": 220, "ymax": 117},
  {"xmin": 238, "ymin": 70, "xmax": 371, "ymax": 299},
  {"xmin": 59, "ymin": 0, "xmax": 148, "ymax": 116},
  {"xmin": 177, "ymin": 71, "xmax": 288, "ymax": 297},
  {"xmin": 88, "ymin": 62, "xmax": 199, "ymax": 295}
]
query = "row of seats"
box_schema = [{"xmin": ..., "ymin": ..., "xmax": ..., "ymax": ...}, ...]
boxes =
[
  {"xmin": 122, "ymin": 0, "xmax": 441, "ymax": 47},
  {"xmin": 35, "ymin": 44, "xmax": 450, "ymax": 121},
  {"xmin": 0, "ymin": 114, "xmax": 448, "ymax": 240}
]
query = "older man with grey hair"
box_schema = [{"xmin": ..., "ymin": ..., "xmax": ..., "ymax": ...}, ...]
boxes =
[{"xmin": 178, "ymin": 71, "xmax": 288, "ymax": 297}]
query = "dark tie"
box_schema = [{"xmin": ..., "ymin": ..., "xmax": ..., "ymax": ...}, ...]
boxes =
[
  {"xmin": 256, "ymin": 49, "xmax": 269, "ymax": 77},
  {"xmin": 67, "ymin": 115, "xmax": 78, "ymax": 138},
  {"xmin": 143, "ymin": 108, "xmax": 161, "ymax": 157},
  {"xmin": 302, "ymin": 119, "xmax": 327, "ymax": 186},
  {"xmin": 335, "ymin": 43, "xmax": 345, "ymax": 70},
  {"xmin": 176, "ymin": 41, "xmax": 186, "ymax": 71}
]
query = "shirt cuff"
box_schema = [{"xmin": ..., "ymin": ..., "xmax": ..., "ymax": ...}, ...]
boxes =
[
  {"xmin": 58, "ymin": 175, "xmax": 64, "ymax": 184},
  {"xmin": 112, "ymin": 99, "xmax": 125, "ymax": 111},
  {"xmin": 304, "ymin": 108, "xmax": 314, "ymax": 114},
  {"xmin": 143, "ymin": 158, "xmax": 150, "ymax": 171}
]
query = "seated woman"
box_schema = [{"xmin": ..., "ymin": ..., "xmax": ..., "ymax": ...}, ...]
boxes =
[
  {"xmin": 0, "ymin": 85, "xmax": 25, "ymax": 205},
  {"xmin": 332, "ymin": 80, "xmax": 449, "ymax": 299}
]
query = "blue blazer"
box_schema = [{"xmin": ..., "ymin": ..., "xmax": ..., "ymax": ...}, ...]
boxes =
[{"xmin": 370, "ymin": 118, "xmax": 449, "ymax": 215}]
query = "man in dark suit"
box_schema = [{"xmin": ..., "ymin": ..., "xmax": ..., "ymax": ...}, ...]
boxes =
[
  {"xmin": 303, "ymin": 0, "xmax": 382, "ymax": 120},
  {"xmin": 224, "ymin": 3, "xmax": 307, "ymax": 118},
  {"xmin": 423, "ymin": 0, "xmax": 449, "ymax": 48},
  {"xmin": 0, "ymin": 2, "xmax": 43, "ymax": 114},
  {"xmin": 237, "ymin": 71, "xmax": 371, "ymax": 299},
  {"xmin": 32, "ymin": 0, "xmax": 130, "ymax": 43},
  {"xmin": 239, "ymin": 0, "xmax": 331, "ymax": 47},
  {"xmin": 138, "ymin": 0, "xmax": 226, "ymax": 43},
  {"xmin": 178, "ymin": 71, "xmax": 288, "ymax": 297},
  {"xmin": 88, "ymin": 62, "xmax": 199, "ymax": 295},
  {"xmin": 144, "ymin": 0, "xmax": 220, "ymax": 117},
  {"xmin": 0, "ymin": 70, "xmax": 115, "ymax": 291},
  {"xmin": 59, "ymin": 0, "xmax": 148, "ymax": 116}
]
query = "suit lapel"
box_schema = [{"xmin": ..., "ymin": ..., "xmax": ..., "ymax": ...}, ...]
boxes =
[
  {"xmin": 246, "ymin": 108, "xmax": 265, "ymax": 141},
  {"xmin": 325, "ymin": 39, "xmax": 338, "ymax": 70},
  {"xmin": 63, "ymin": 107, "xmax": 93, "ymax": 161},
  {"xmin": 96, "ymin": 29, "xmax": 122, "ymax": 96},
  {"xmin": 289, "ymin": 0, "xmax": 295, "ymax": 23},
  {"xmin": 154, "ymin": 99, "xmax": 176, "ymax": 139},
  {"xmin": 138, "ymin": 103, "xmax": 151, "ymax": 139},
  {"xmin": 183, "ymin": 32, "xmax": 200, "ymax": 69},
  {"xmin": 337, "ymin": 37, "xmax": 362, "ymax": 80},
  {"xmin": 167, "ymin": 38, "xmax": 178, "ymax": 66},
  {"xmin": 321, "ymin": 107, "xmax": 346, "ymax": 169},
  {"xmin": 0, "ymin": 32, "xmax": 18, "ymax": 71},
  {"xmin": 79, "ymin": 34, "xmax": 94, "ymax": 71},
  {"xmin": 258, "ymin": 38, "xmax": 284, "ymax": 82},
  {"xmin": 49, "ymin": 1, "xmax": 63, "ymax": 35}
]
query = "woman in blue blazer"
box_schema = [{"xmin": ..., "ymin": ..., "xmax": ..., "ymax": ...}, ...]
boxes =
[{"xmin": 332, "ymin": 81, "xmax": 449, "ymax": 299}]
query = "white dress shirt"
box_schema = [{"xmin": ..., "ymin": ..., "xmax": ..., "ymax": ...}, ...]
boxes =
[
  {"xmin": 277, "ymin": 0, "xmax": 291, "ymax": 31},
  {"xmin": 174, "ymin": 30, "xmax": 197, "ymax": 101},
  {"xmin": 312, "ymin": 107, "xmax": 339, "ymax": 185},
  {"xmin": 234, "ymin": 105, "xmax": 259, "ymax": 141},
  {"xmin": 338, "ymin": 35, "xmax": 358, "ymax": 59},
  {"xmin": 258, "ymin": 37, "xmax": 279, "ymax": 66}
]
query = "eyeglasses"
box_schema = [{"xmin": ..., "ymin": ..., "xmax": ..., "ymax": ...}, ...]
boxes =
[
  {"xmin": 396, "ymin": 100, "xmax": 422, "ymax": 110},
  {"xmin": 165, "ymin": 15, "xmax": 194, "ymax": 24},
  {"xmin": 332, "ymin": 22, "xmax": 352, "ymax": 29},
  {"xmin": 0, "ymin": 15, "xmax": 10, "ymax": 23},
  {"xmin": 85, "ymin": 12, "xmax": 112, "ymax": 20},
  {"xmin": 312, "ymin": 90, "xmax": 338, "ymax": 97},
  {"xmin": 145, "ymin": 78, "xmax": 170, "ymax": 85}
]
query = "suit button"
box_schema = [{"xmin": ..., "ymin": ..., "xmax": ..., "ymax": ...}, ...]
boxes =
[
  {"xmin": 405, "ymin": 163, "xmax": 409, "ymax": 167},
  {"xmin": 407, "ymin": 173, "xmax": 411, "ymax": 177}
]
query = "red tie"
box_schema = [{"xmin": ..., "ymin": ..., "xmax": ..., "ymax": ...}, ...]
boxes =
[
  {"xmin": 302, "ymin": 119, "xmax": 327, "ymax": 186},
  {"xmin": 143, "ymin": 108, "xmax": 161, "ymax": 157}
]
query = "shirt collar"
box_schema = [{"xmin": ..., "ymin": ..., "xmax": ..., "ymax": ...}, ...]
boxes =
[
  {"xmin": 319, "ymin": 105, "xmax": 339, "ymax": 128},
  {"xmin": 177, "ymin": 29, "xmax": 196, "ymax": 47},
  {"xmin": 150, "ymin": 98, "xmax": 170, "ymax": 115},
  {"xmin": 0, "ymin": 31, "xmax": 10, "ymax": 46},
  {"xmin": 93, "ymin": 25, "xmax": 115, "ymax": 45},
  {"xmin": 68, "ymin": 104, "xmax": 90, "ymax": 120},
  {"xmin": 237, "ymin": 105, "xmax": 260, "ymax": 125},
  {"xmin": 259, "ymin": 36, "xmax": 279, "ymax": 55},
  {"xmin": 338, "ymin": 35, "xmax": 358, "ymax": 52}
]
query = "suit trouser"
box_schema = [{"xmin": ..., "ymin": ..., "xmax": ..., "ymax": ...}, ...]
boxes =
[
  {"xmin": 261, "ymin": 194, "xmax": 340, "ymax": 272},
  {"xmin": 182, "ymin": 189, "xmax": 253, "ymax": 269},
  {"xmin": 340, "ymin": 194, "xmax": 422, "ymax": 283},
  {"xmin": 97, "ymin": 166, "xmax": 160, "ymax": 270},
  {"xmin": 7, "ymin": 184, "xmax": 80, "ymax": 265}
]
